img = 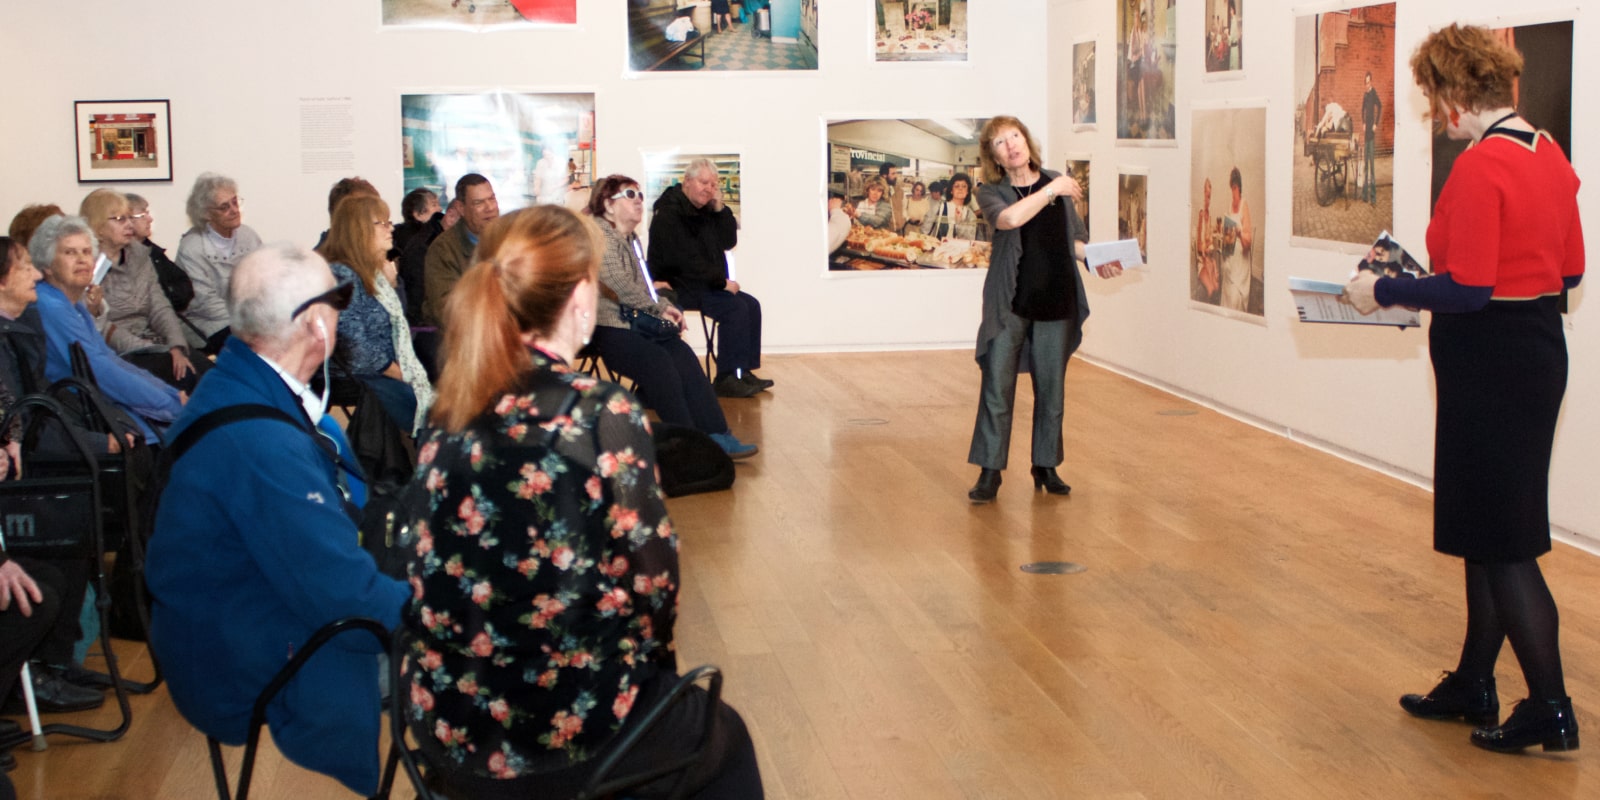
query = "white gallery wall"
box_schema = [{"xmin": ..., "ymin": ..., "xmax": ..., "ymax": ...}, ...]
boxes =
[
  {"xmin": 6, "ymin": 1, "xmax": 1600, "ymax": 546},
  {"xmin": 1049, "ymin": 0, "xmax": 1600, "ymax": 548},
  {"xmin": 0, "ymin": 0, "xmax": 1044, "ymax": 353}
]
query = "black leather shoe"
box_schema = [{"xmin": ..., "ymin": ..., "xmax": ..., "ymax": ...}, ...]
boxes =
[
  {"xmin": 1472, "ymin": 697, "xmax": 1579, "ymax": 753},
  {"xmin": 740, "ymin": 371, "xmax": 775, "ymax": 390},
  {"xmin": 5, "ymin": 664, "xmax": 106, "ymax": 714},
  {"xmin": 0, "ymin": 747, "xmax": 14, "ymax": 772},
  {"xmin": 968, "ymin": 469, "xmax": 1001, "ymax": 503},
  {"xmin": 50, "ymin": 662, "xmax": 114, "ymax": 691},
  {"xmin": 713, "ymin": 374, "xmax": 763, "ymax": 398},
  {"xmin": 1029, "ymin": 466, "xmax": 1072, "ymax": 496},
  {"xmin": 1400, "ymin": 671, "xmax": 1498, "ymax": 726}
]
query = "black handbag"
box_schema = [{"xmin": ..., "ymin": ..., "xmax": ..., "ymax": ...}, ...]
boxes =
[
  {"xmin": 619, "ymin": 305, "xmax": 681, "ymax": 342},
  {"xmin": 0, "ymin": 394, "xmax": 105, "ymax": 560}
]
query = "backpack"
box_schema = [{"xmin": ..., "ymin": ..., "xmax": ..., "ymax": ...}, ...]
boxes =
[{"xmin": 652, "ymin": 423, "xmax": 735, "ymax": 497}]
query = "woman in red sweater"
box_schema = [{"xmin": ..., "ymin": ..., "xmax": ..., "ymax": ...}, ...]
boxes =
[{"xmin": 1347, "ymin": 24, "xmax": 1584, "ymax": 754}]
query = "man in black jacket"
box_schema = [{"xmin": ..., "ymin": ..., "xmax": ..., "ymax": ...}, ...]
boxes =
[{"xmin": 647, "ymin": 159, "xmax": 770, "ymax": 398}]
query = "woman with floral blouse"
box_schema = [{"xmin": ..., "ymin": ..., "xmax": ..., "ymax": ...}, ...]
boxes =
[{"xmin": 399, "ymin": 206, "xmax": 762, "ymax": 799}]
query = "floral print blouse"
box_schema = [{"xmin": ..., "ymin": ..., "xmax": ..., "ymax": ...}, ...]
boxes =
[{"xmin": 399, "ymin": 349, "xmax": 678, "ymax": 780}]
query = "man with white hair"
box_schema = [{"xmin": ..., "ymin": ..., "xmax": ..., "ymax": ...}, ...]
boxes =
[
  {"xmin": 648, "ymin": 158, "xmax": 771, "ymax": 397},
  {"xmin": 145, "ymin": 242, "xmax": 409, "ymax": 797}
]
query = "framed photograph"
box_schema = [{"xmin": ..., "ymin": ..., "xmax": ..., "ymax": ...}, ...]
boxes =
[
  {"xmin": 1191, "ymin": 104, "xmax": 1266, "ymax": 320},
  {"xmin": 1291, "ymin": 3, "xmax": 1394, "ymax": 247},
  {"xmin": 876, "ymin": 0, "xmax": 969, "ymax": 63},
  {"xmin": 400, "ymin": 92, "xmax": 596, "ymax": 209},
  {"xmin": 382, "ymin": 0, "xmax": 576, "ymax": 30},
  {"xmin": 74, "ymin": 99, "xmax": 172, "ymax": 183},
  {"xmin": 825, "ymin": 118, "xmax": 989, "ymax": 273},
  {"xmin": 627, "ymin": 0, "xmax": 818, "ymax": 73}
]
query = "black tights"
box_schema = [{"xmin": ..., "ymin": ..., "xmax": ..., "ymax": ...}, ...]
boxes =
[{"xmin": 1455, "ymin": 559, "xmax": 1567, "ymax": 701}]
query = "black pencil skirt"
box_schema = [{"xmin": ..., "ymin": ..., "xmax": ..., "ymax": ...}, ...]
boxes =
[{"xmin": 1429, "ymin": 296, "xmax": 1567, "ymax": 562}]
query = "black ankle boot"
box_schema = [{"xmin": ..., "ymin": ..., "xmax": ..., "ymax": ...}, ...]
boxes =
[
  {"xmin": 1471, "ymin": 697, "xmax": 1579, "ymax": 753},
  {"xmin": 968, "ymin": 469, "xmax": 1001, "ymax": 503},
  {"xmin": 1400, "ymin": 671, "xmax": 1498, "ymax": 726},
  {"xmin": 1029, "ymin": 466, "xmax": 1071, "ymax": 495}
]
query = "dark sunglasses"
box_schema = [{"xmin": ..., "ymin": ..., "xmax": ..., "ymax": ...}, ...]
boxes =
[
  {"xmin": 291, "ymin": 280, "xmax": 355, "ymax": 318},
  {"xmin": 611, "ymin": 188, "xmax": 643, "ymax": 200}
]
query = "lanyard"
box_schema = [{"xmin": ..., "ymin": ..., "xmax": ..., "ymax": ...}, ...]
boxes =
[{"xmin": 630, "ymin": 236, "xmax": 659, "ymax": 304}]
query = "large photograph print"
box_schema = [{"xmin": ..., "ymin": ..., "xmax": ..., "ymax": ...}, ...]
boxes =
[
  {"xmin": 825, "ymin": 118, "xmax": 990, "ymax": 272},
  {"xmin": 628, "ymin": 0, "xmax": 819, "ymax": 72},
  {"xmin": 1191, "ymin": 105, "xmax": 1265, "ymax": 318},
  {"xmin": 1117, "ymin": 0, "xmax": 1176, "ymax": 141},
  {"xmin": 1204, "ymin": 0, "xmax": 1241, "ymax": 74},
  {"xmin": 1292, "ymin": 3, "xmax": 1394, "ymax": 246},
  {"xmin": 401, "ymin": 93, "xmax": 596, "ymax": 209},
  {"xmin": 382, "ymin": 0, "xmax": 576, "ymax": 29},
  {"xmin": 876, "ymin": 0, "xmax": 968, "ymax": 62},
  {"xmin": 1073, "ymin": 41, "xmax": 1097, "ymax": 128},
  {"xmin": 1118, "ymin": 171, "xmax": 1148, "ymax": 262},
  {"xmin": 1430, "ymin": 20, "xmax": 1572, "ymax": 211}
]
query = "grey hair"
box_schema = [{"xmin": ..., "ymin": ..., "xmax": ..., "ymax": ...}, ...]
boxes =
[
  {"xmin": 682, "ymin": 158, "xmax": 717, "ymax": 182},
  {"xmin": 185, "ymin": 172, "xmax": 239, "ymax": 229},
  {"xmin": 228, "ymin": 242, "xmax": 333, "ymax": 349},
  {"xmin": 28, "ymin": 215, "xmax": 99, "ymax": 270},
  {"xmin": 124, "ymin": 192, "xmax": 148, "ymax": 211}
]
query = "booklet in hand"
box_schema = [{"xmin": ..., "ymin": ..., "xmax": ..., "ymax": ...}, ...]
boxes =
[{"xmin": 1289, "ymin": 231, "xmax": 1430, "ymax": 328}]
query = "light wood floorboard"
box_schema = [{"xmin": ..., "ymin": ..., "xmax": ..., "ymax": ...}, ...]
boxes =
[{"xmin": 14, "ymin": 350, "xmax": 1600, "ymax": 798}]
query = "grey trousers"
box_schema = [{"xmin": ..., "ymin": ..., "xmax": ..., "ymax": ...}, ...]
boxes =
[{"xmin": 967, "ymin": 310, "xmax": 1074, "ymax": 470}]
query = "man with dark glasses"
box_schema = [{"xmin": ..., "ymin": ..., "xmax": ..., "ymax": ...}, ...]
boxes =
[{"xmin": 146, "ymin": 242, "xmax": 407, "ymax": 797}]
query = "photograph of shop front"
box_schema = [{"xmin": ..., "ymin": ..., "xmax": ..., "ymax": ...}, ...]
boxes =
[
  {"xmin": 1291, "ymin": 2, "xmax": 1394, "ymax": 246},
  {"xmin": 400, "ymin": 92, "xmax": 595, "ymax": 207},
  {"xmin": 825, "ymin": 118, "xmax": 991, "ymax": 272},
  {"xmin": 73, "ymin": 99, "xmax": 172, "ymax": 182},
  {"xmin": 875, "ymin": 0, "xmax": 968, "ymax": 62},
  {"xmin": 627, "ymin": 0, "xmax": 818, "ymax": 72},
  {"xmin": 381, "ymin": 0, "xmax": 577, "ymax": 29}
]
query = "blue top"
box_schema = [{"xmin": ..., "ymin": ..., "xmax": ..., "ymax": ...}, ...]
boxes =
[
  {"xmin": 34, "ymin": 281, "xmax": 182, "ymax": 443},
  {"xmin": 328, "ymin": 263, "xmax": 397, "ymax": 376},
  {"xmin": 146, "ymin": 337, "xmax": 408, "ymax": 795}
]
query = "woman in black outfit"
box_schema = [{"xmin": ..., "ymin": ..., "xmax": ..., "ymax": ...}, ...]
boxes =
[{"xmin": 1346, "ymin": 24, "xmax": 1584, "ymax": 753}]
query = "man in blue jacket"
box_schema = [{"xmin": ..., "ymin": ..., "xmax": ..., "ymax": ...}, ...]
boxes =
[{"xmin": 146, "ymin": 242, "xmax": 409, "ymax": 796}]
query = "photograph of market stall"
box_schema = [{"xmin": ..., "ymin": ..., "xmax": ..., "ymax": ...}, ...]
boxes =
[{"xmin": 825, "ymin": 117, "xmax": 992, "ymax": 272}]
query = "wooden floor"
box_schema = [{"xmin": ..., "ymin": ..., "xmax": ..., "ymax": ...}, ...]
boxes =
[{"xmin": 14, "ymin": 351, "xmax": 1600, "ymax": 799}]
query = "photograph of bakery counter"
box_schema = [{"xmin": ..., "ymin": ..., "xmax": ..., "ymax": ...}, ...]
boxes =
[{"xmin": 830, "ymin": 228, "xmax": 991, "ymax": 272}]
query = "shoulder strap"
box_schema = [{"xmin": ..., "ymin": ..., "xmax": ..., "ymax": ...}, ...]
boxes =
[{"xmin": 168, "ymin": 403, "xmax": 302, "ymax": 464}]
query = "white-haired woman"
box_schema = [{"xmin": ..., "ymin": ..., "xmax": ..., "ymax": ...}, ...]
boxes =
[
  {"xmin": 176, "ymin": 173, "xmax": 262, "ymax": 355},
  {"xmin": 32, "ymin": 215, "xmax": 184, "ymax": 444}
]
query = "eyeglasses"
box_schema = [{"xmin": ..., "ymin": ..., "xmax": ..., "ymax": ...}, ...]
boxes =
[
  {"xmin": 129, "ymin": 212, "xmax": 150, "ymax": 221},
  {"xmin": 611, "ymin": 188, "xmax": 643, "ymax": 200},
  {"xmin": 107, "ymin": 215, "xmax": 132, "ymax": 224},
  {"xmin": 291, "ymin": 280, "xmax": 355, "ymax": 319},
  {"xmin": 211, "ymin": 197, "xmax": 242, "ymax": 213}
]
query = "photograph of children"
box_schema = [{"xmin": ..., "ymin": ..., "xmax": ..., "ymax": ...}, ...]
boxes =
[
  {"xmin": 1118, "ymin": 171, "xmax": 1148, "ymax": 262},
  {"xmin": 1065, "ymin": 158, "xmax": 1091, "ymax": 235},
  {"xmin": 1429, "ymin": 20, "xmax": 1571, "ymax": 211},
  {"xmin": 1354, "ymin": 231, "xmax": 1427, "ymax": 280},
  {"xmin": 876, "ymin": 0, "xmax": 968, "ymax": 62},
  {"xmin": 1291, "ymin": 3, "xmax": 1394, "ymax": 246},
  {"xmin": 400, "ymin": 92, "xmax": 595, "ymax": 210},
  {"xmin": 825, "ymin": 118, "xmax": 990, "ymax": 272},
  {"xmin": 382, "ymin": 0, "xmax": 576, "ymax": 29},
  {"xmin": 628, "ymin": 0, "xmax": 819, "ymax": 72},
  {"xmin": 1073, "ymin": 41, "xmax": 1097, "ymax": 127},
  {"xmin": 1191, "ymin": 106, "xmax": 1265, "ymax": 316},
  {"xmin": 645, "ymin": 152, "xmax": 742, "ymax": 224},
  {"xmin": 1117, "ymin": 0, "xmax": 1176, "ymax": 141},
  {"xmin": 1204, "ymin": 0, "xmax": 1241, "ymax": 73}
]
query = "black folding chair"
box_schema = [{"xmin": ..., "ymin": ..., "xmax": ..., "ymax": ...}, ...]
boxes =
[
  {"xmin": 0, "ymin": 393, "xmax": 140, "ymax": 745},
  {"xmin": 207, "ymin": 617, "xmax": 396, "ymax": 800},
  {"xmin": 387, "ymin": 629, "xmax": 725, "ymax": 800}
]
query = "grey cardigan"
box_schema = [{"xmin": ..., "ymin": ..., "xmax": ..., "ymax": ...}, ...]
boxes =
[
  {"xmin": 175, "ymin": 224, "xmax": 263, "ymax": 342},
  {"xmin": 973, "ymin": 169, "xmax": 1091, "ymax": 368},
  {"xmin": 597, "ymin": 222, "xmax": 677, "ymax": 330},
  {"xmin": 102, "ymin": 241, "xmax": 190, "ymax": 354}
]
